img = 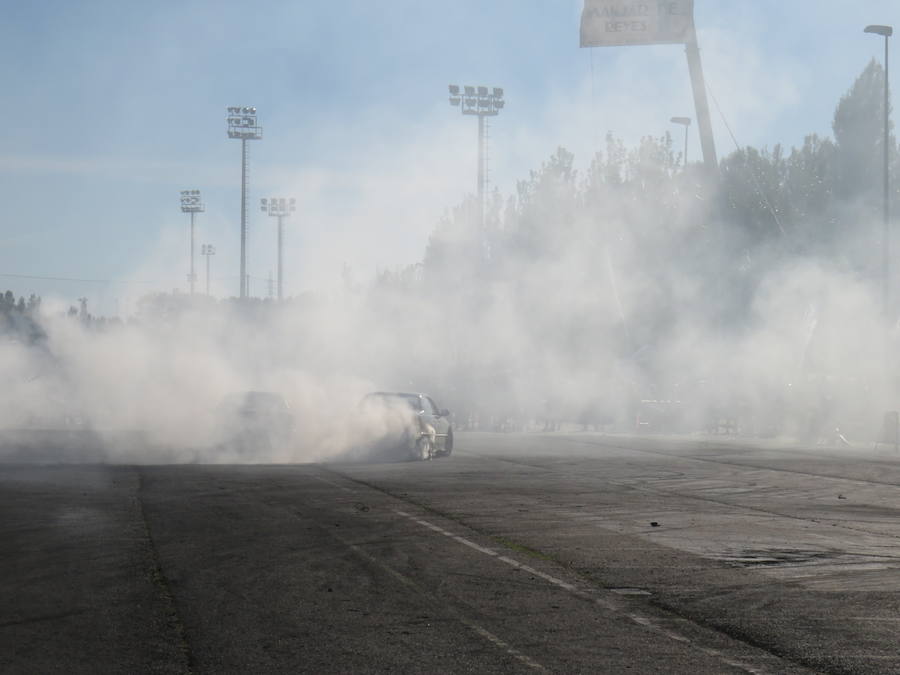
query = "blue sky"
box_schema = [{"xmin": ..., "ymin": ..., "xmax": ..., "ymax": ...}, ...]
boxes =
[{"xmin": 0, "ymin": 1, "xmax": 898, "ymax": 313}]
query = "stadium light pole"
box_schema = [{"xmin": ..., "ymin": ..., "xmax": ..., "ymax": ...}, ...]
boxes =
[
  {"xmin": 227, "ymin": 106, "xmax": 263, "ymax": 298},
  {"xmin": 201, "ymin": 244, "xmax": 216, "ymax": 296},
  {"xmin": 448, "ymin": 85, "xmax": 505, "ymax": 230},
  {"xmin": 670, "ymin": 117, "xmax": 691, "ymax": 168},
  {"xmin": 260, "ymin": 197, "xmax": 296, "ymax": 301},
  {"xmin": 180, "ymin": 190, "xmax": 204, "ymax": 295}
]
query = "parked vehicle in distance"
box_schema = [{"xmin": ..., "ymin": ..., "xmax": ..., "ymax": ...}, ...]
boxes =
[
  {"xmin": 216, "ymin": 391, "xmax": 294, "ymax": 452},
  {"xmin": 358, "ymin": 392, "xmax": 453, "ymax": 461}
]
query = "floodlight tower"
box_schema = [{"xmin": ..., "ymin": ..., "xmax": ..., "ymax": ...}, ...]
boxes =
[
  {"xmin": 448, "ymin": 85, "xmax": 505, "ymax": 229},
  {"xmin": 260, "ymin": 197, "xmax": 296, "ymax": 300},
  {"xmin": 227, "ymin": 106, "xmax": 263, "ymax": 298},
  {"xmin": 201, "ymin": 244, "xmax": 216, "ymax": 296},
  {"xmin": 180, "ymin": 189, "xmax": 204, "ymax": 294}
]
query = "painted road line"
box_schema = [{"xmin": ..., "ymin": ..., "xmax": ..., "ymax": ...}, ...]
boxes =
[
  {"xmin": 396, "ymin": 509, "xmax": 614, "ymax": 608},
  {"xmin": 394, "ymin": 508, "xmax": 775, "ymax": 675},
  {"xmin": 466, "ymin": 623, "xmax": 547, "ymax": 672},
  {"xmin": 329, "ymin": 528, "xmax": 547, "ymax": 672}
]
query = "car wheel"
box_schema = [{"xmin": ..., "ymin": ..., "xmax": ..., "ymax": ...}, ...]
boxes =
[{"xmin": 416, "ymin": 436, "xmax": 433, "ymax": 461}]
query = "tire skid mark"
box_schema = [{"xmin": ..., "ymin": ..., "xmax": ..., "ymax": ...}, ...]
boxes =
[
  {"xmin": 558, "ymin": 436, "xmax": 900, "ymax": 489},
  {"xmin": 0, "ymin": 609, "xmax": 88, "ymax": 629},
  {"xmin": 135, "ymin": 469, "xmax": 195, "ymax": 675},
  {"xmin": 324, "ymin": 523, "xmax": 547, "ymax": 672},
  {"xmin": 308, "ymin": 473, "xmax": 354, "ymax": 493},
  {"xmin": 471, "ymin": 450, "xmax": 900, "ymax": 541},
  {"xmin": 394, "ymin": 508, "xmax": 774, "ymax": 675},
  {"xmin": 288, "ymin": 470, "xmax": 547, "ymax": 671},
  {"xmin": 319, "ymin": 465, "xmax": 806, "ymax": 673}
]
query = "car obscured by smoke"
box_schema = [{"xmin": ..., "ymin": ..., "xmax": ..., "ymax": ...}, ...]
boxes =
[
  {"xmin": 215, "ymin": 391, "xmax": 295, "ymax": 456},
  {"xmin": 351, "ymin": 392, "xmax": 453, "ymax": 462}
]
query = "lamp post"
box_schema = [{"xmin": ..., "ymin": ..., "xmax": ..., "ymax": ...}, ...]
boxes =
[
  {"xmin": 260, "ymin": 197, "xmax": 296, "ymax": 301},
  {"xmin": 227, "ymin": 106, "xmax": 263, "ymax": 298},
  {"xmin": 180, "ymin": 190, "xmax": 204, "ymax": 295},
  {"xmin": 448, "ymin": 85, "xmax": 505, "ymax": 231},
  {"xmin": 670, "ymin": 117, "xmax": 691, "ymax": 168},
  {"xmin": 865, "ymin": 25, "xmax": 893, "ymax": 321},
  {"xmin": 201, "ymin": 244, "xmax": 216, "ymax": 296}
]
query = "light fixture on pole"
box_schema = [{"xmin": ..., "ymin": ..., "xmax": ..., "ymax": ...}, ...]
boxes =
[
  {"xmin": 200, "ymin": 244, "xmax": 216, "ymax": 296},
  {"xmin": 260, "ymin": 197, "xmax": 296, "ymax": 300},
  {"xmin": 865, "ymin": 25, "xmax": 893, "ymax": 322},
  {"xmin": 670, "ymin": 117, "xmax": 692, "ymax": 168},
  {"xmin": 180, "ymin": 190, "xmax": 204, "ymax": 295},
  {"xmin": 448, "ymin": 84, "xmax": 505, "ymax": 231},
  {"xmin": 227, "ymin": 106, "xmax": 263, "ymax": 298}
]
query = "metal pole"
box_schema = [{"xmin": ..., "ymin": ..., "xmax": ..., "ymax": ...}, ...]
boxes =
[
  {"xmin": 190, "ymin": 211, "xmax": 195, "ymax": 295},
  {"xmin": 206, "ymin": 251, "xmax": 211, "ymax": 296},
  {"xmin": 884, "ymin": 34, "xmax": 891, "ymax": 322},
  {"xmin": 277, "ymin": 214, "xmax": 284, "ymax": 301},
  {"xmin": 477, "ymin": 114, "xmax": 485, "ymax": 229},
  {"xmin": 684, "ymin": 124, "xmax": 690, "ymax": 167},
  {"xmin": 240, "ymin": 137, "xmax": 248, "ymax": 298},
  {"xmin": 685, "ymin": 31, "xmax": 718, "ymax": 173}
]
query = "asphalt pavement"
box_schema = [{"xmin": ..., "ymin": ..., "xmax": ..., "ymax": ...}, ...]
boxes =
[{"xmin": 3, "ymin": 432, "xmax": 900, "ymax": 673}]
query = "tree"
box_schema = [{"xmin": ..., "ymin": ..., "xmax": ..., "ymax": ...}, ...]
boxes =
[
  {"xmin": 832, "ymin": 59, "xmax": 894, "ymax": 202},
  {"xmin": 507, "ymin": 146, "xmax": 578, "ymax": 260},
  {"xmin": 719, "ymin": 145, "xmax": 788, "ymax": 245},
  {"xmin": 783, "ymin": 134, "xmax": 838, "ymax": 252}
]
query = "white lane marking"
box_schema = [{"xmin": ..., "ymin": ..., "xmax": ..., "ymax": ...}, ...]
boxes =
[
  {"xmin": 332, "ymin": 528, "xmax": 547, "ymax": 672},
  {"xmin": 394, "ymin": 509, "xmax": 773, "ymax": 675},
  {"xmin": 497, "ymin": 556, "xmax": 580, "ymax": 594},
  {"xmin": 396, "ymin": 510, "xmax": 613, "ymax": 608},
  {"xmin": 403, "ymin": 510, "xmax": 503, "ymax": 556},
  {"xmin": 626, "ymin": 613, "xmax": 690, "ymax": 643},
  {"xmin": 309, "ymin": 474, "xmax": 354, "ymax": 493},
  {"xmin": 466, "ymin": 623, "xmax": 547, "ymax": 672}
]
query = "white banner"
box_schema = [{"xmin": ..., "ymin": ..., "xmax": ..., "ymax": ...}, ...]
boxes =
[{"xmin": 580, "ymin": 0, "xmax": 694, "ymax": 47}]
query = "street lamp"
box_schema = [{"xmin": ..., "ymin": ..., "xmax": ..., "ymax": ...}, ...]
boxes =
[
  {"xmin": 670, "ymin": 117, "xmax": 691, "ymax": 168},
  {"xmin": 180, "ymin": 190, "xmax": 204, "ymax": 295},
  {"xmin": 866, "ymin": 25, "xmax": 896, "ymax": 437},
  {"xmin": 227, "ymin": 106, "xmax": 263, "ymax": 298},
  {"xmin": 448, "ymin": 84, "xmax": 505, "ymax": 231},
  {"xmin": 260, "ymin": 197, "xmax": 296, "ymax": 300},
  {"xmin": 200, "ymin": 244, "xmax": 216, "ymax": 296},
  {"xmin": 864, "ymin": 25, "xmax": 893, "ymax": 320}
]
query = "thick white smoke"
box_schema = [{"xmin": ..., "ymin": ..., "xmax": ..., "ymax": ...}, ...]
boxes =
[{"xmin": 2, "ymin": 158, "xmax": 896, "ymax": 465}]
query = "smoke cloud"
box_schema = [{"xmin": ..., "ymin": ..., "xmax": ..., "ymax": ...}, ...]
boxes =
[{"xmin": 1, "ymin": 47, "xmax": 897, "ymax": 463}]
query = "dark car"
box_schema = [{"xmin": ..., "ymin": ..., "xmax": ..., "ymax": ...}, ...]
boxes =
[
  {"xmin": 358, "ymin": 392, "xmax": 453, "ymax": 461},
  {"xmin": 216, "ymin": 391, "xmax": 294, "ymax": 452}
]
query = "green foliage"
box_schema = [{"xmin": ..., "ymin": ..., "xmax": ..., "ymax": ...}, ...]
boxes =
[
  {"xmin": 833, "ymin": 59, "xmax": 892, "ymax": 202},
  {"xmin": 0, "ymin": 290, "xmax": 44, "ymax": 343}
]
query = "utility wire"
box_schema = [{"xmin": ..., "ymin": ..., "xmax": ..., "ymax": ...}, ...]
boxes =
[
  {"xmin": 707, "ymin": 83, "xmax": 787, "ymax": 237},
  {"xmin": 0, "ymin": 272, "xmax": 241, "ymax": 286},
  {"xmin": 590, "ymin": 47, "xmax": 599, "ymax": 154},
  {"xmin": 0, "ymin": 273, "xmax": 136, "ymax": 284}
]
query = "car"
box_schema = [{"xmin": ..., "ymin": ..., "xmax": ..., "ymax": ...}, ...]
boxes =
[
  {"xmin": 216, "ymin": 391, "xmax": 294, "ymax": 453},
  {"xmin": 357, "ymin": 392, "xmax": 453, "ymax": 461}
]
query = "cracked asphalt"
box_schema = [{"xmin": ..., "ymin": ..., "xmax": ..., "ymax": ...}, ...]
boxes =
[{"xmin": 3, "ymin": 432, "xmax": 900, "ymax": 673}]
